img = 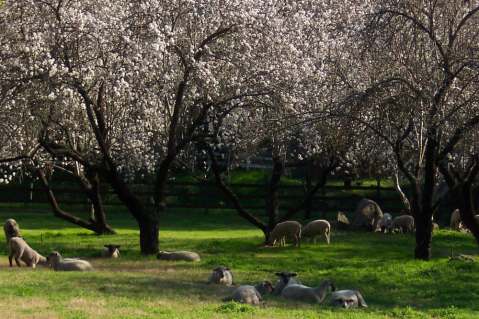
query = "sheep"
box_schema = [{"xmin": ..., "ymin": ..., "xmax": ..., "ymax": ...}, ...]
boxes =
[
  {"xmin": 391, "ymin": 215, "xmax": 415, "ymax": 233},
  {"xmin": 450, "ymin": 209, "xmax": 462, "ymax": 231},
  {"xmin": 281, "ymin": 279, "xmax": 335, "ymax": 303},
  {"xmin": 208, "ymin": 266, "xmax": 233, "ymax": 286},
  {"xmin": 273, "ymin": 271, "xmax": 300, "ymax": 295},
  {"xmin": 223, "ymin": 281, "xmax": 273, "ymax": 305},
  {"xmin": 46, "ymin": 251, "xmax": 93, "ymax": 271},
  {"xmin": 8, "ymin": 237, "xmax": 46, "ymax": 268},
  {"xmin": 331, "ymin": 289, "xmax": 368, "ymax": 308},
  {"xmin": 269, "ymin": 221, "xmax": 302, "ymax": 247},
  {"xmin": 352, "ymin": 198, "xmax": 384, "ymax": 231},
  {"xmin": 4, "ymin": 218, "xmax": 21, "ymax": 244},
  {"xmin": 333, "ymin": 211, "xmax": 351, "ymax": 230},
  {"xmin": 302, "ymin": 219, "xmax": 331, "ymax": 244},
  {"xmin": 102, "ymin": 244, "xmax": 120, "ymax": 258},
  {"xmin": 375, "ymin": 213, "xmax": 392, "ymax": 233},
  {"xmin": 157, "ymin": 250, "xmax": 200, "ymax": 262}
]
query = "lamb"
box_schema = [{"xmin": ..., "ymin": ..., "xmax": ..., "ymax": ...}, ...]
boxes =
[
  {"xmin": 208, "ymin": 266, "xmax": 233, "ymax": 286},
  {"xmin": 281, "ymin": 279, "xmax": 335, "ymax": 303},
  {"xmin": 4, "ymin": 218, "xmax": 21, "ymax": 244},
  {"xmin": 334, "ymin": 211, "xmax": 351, "ymax": 230},
  {"xmin": 223, "ymin": 281, "xmax": 273, "ymax": 305},
  {"xmin": 273, "ymin": 271, "xmax": 300, "ymax": 295},
  {"xmin": 376, "ymin": 213, "xmax": 392, "ymax": 233},
  {"xmin": 46, "ymin": 251, "xmax": 93, "ymax": 271},
  {"xmin": 157, "ymin": 250, "xmax": 200, "ymax": 262},
  {"xmin": 391, "ymin": 215, "xmax": 415, "ymax": 233},
  {"xmin": 8, "ymin": 237, "xmax": 46, "ymax": 268},
  {"xmin": 331, "ymin": 289, "xmax": 368, "ymax": 308},
  {"xmin": 269, "ymin": 221, "xmax": 302, "ymax": 247},
  {"xmin": 302, "ymin": 219, "xmax": 331, "ymax": 244},
  {"xmin": 102, "ymin": 244, "xmax": 120, "ymax": 258}
]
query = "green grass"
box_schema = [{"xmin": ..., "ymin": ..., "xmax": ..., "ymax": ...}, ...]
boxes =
[{"xmin": 0, "ymin": 203, "xmax": 478, "ymax": 318}]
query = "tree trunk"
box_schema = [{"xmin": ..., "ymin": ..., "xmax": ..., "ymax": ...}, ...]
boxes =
[
  {"xmin": 104, "ymin": 168, "xmax": 159, "ymax": 254},
  {"xmin": 154, "ymin": 155, "xmax": 175, "ymax": 213},
  {"xmin": 304, "ymin": 161, "xmax": 313, "ymax": 219},
  {"xmin": 457, "ymin": 185, "xmax": 479, "ymax": 245},
  {"xmin": 266, "ymin": 156, "xmax": 284, "ymax": 232},
  {"xmin": 85, "ymin": 170, "xmax": 115, "ymax": 234}
]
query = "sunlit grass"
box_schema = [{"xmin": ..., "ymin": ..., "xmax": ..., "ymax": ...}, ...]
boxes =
[{"xmin": 0, "ymin": 205, "xmax": 477, "ymax": 318}]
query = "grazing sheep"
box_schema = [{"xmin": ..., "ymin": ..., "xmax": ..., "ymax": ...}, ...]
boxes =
[
  {"xmin": 102, "ymin": 244, "xmax": 120, "ymax": 258},
  {"xmin": 269, "ymin": 221, "xmax": 302, "ymax": 247},
  {"xmin": 273, "ymin": 271, "xmax": 300, "ymax": 295},
  {"xmin": 223, "ymin": 281, "xmax": 273, "ymax": 305},
  {"xmin": 208, "ymin": 266, "xmax": 233, "ymax": 286},
  {"xmin": 46, "ymin": 251, "xmax": 93, "ymax": 271},
  {"xmin": 331, "ymin": 290, "xmax": 368, "ymax": 308},
  {"xmin": 8, "ymin": 237, "xmax": 46, "ymax": 268},
  {"xmin": 333, "ymin": 211, "xmax": 351, "ymax": 230},
  {"xmin": 4, "ymin": 219, "xmax": 21, "ymax": 244},
  {"xmin": 432, "ymin": 222, "xmax": 440, "ymax": 232},
  {"xmin": 376, "ymin": 213, "xmax": 392, "ymax": 233},
  {"xmin": 352, "ymin": 199, "xmax": 384, "ymax": 231},
  {"xmin": 302, "ymin": 219, "xmax": 331, "ymax": 244},
  {"xmin": 391, "ymin": 215, "xmax": 415, "ymax": 233},
  {"xmin": 157, "ymin": 250, "xmax": 200, "ymax": 262},
  {"xmin": 281, "ymin": 280, "xmax": 335, "ymax": 303},
  {"xmin": 450, "ymin": 209, "xmax": 462, "ymax": 231}
]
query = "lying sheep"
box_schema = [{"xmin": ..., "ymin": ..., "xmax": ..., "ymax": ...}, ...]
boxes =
[
  {"xmin": 281, "ymin": 279, "xmax": 335, "ymax": 303},
  {"xmin": 223, "ymin": 281, "xmax": 273, "ymax": 305},
  {"xmin": 157, "ymin": 250, "xmax": 200, "ymax": 262},
  {"xmin": 102, "ymin": 244, "xmax": 120, "ymax": 258},
  {"xmin": 273, "ymin": 271, "xmax": 300, "ymax": 295},
  {"xmin": 47, "ymin": 251, "xmax": 93, "ymax": 271},
  {"xmin": 4, "ymin": 218, "xmax": 21, "ymax": 244},
  {"xmin": 302, "ymin": 219, "xmax": 331, "ymax": 244},
  {"xmin": 376, "ymin": 213, "xmax": 392, "ymax": 233},
  {"xmin": 270, "ymin": 221, "xmax": 302, "ymax": 247},
  {"xmin": 391, "ymin": 215, "xmax": 415, "ymax": 233},
  {"xmin": 208, "ymin": 266, "xmax": 233, "ymax": 286},
  {"xmin": 331, "ymin": 289, "xmax": 368, "ymax": 308},
  {"xmin": 8, "ymin": 237, "xmax": 46, "ymax": 268},
  {"xmin": 352, "ymin": 198, "xmax": 384, "ymax": 231}
]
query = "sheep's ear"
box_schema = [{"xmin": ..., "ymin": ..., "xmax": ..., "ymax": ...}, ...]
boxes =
[
  {"xmin": 104, "ymin": 245, "xmax": 110, "ymax": 248},
  {"xmin": 275, "ymin": 272, "xmax": 283, "ymax": 276},
  {"xmin": 115, "ymin": 245, "xmax": 121, "ymax": 248},
  {"xmin": 290, "ymin": 272, "xmax": 297, "ymax": 277}
]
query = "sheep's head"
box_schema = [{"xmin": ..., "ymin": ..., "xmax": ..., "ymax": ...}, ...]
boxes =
[
  {"xmin": 275, "ymin": 271, "xmax": 297, "ymax": 284},
  {"xmin": 257, "ymin": 281, "xmax": 274, "ymax": 295},
  {"xmin": 332, "ymin": 296, "xmax": 357, "ymax": 309},
  {"xmin": 4, "ymin": 218, "xmax": 20, "ymax": 237},
  {"xmin": 213, "ymin": 266, "xmax": 230, "ymax": 279},
  {"xmin": 104, "ymin": 244, "xmax": 120, "ymax": 253},
  {"xmin": 46, "ymin": 251, "xmax": 62, "ymax": 265}
]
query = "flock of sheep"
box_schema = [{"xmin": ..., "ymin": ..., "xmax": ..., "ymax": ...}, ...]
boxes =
[{"xmin": 2, "ymin": 197, "xmax": 474, "ymax": 310}]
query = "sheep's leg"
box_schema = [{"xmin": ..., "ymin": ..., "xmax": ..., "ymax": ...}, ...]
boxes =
[
  {"xmin": 326, "ymin": 233, "xmax": 330, "ymax": 244},
  {"xmin": 14, "ymin": 257, "xmax": 21, "ymax": 267},
  {"xmin": 8, "ymin": 254, "xmax": 13, "ymax": 267}
]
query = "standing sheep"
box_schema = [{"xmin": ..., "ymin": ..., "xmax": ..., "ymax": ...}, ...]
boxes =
[
  {"xmin": 269, "ymin": 221, "xmax": 302, "ymax": 247},
  {"xmin": 281, "ymin": 280, "xmax": 335, "ymax": 303},
  {"xmin": 223, "ymin": 281, "xmax": 273, "ymax": 305},
  {"xmin": 8, "ymin": 237, "xmax": 46, "ymax": 268},
  {"xmin": 102, "ymin": 244, "xmax": 121, "ymax": 258},
  {"xmin": 352, "ymin": 199, "xmax": 384, "ymax": 231},
  {"xmin": 208, "ymin": 266, "xmax": 233, "ymax": 286},
  {"xmin": 376, "ymin": 213, "xmax": 392, "ymax": 233},
  {"xmin": 302, "ymin": 220, "xmax": 331, "ymax": 244},
  {"xmin": 273, "ymin": 271, "xmax": 300, "ymax": 295},
  {"xmin": 4, "ymin": 219, "xmax": 21, "ymax": 244},
  {"xmin": 331, "ymin": 289, "xmax": 368, "ymax": 308},
  {"xmin": 391, "ymin": 215, "xmax": 415, "ymax": 233},
  {"xmin": 47, "ymin": 251, "xmax": 93, "ymax": 271}
]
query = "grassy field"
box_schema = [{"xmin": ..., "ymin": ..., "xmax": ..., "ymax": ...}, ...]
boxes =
[{"xmin": 0, "ymin": 204, "xmax": 478, "ymax": 319}]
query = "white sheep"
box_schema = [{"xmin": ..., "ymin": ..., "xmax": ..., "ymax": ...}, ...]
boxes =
[
  {"xmin": 273, "ymin": 271, "xmax": 300, "ymax": 295},
  {"xmin": 8, "ymin": 237, "xmax": 46, "ymax": 268},
  {"xmin": 223, "ymin": 281, "xmax": 273, "ymax": 305},
  {"xmin": 270, "ymin": 221, "xmax": 302, "ymax": 247},
  {"xmin": 331, "ymin": 289, "xmax": 368, "ymax": 308},
  {"xmin": 47, "ymin": 251, "xmax": 93, "ymax": 271},
  {"xmin": 376, "ymin": 213, "xmax": 392, "ymax": 233},
  {"xmin": 391, "ymin": 215, "xmax": 415, "ymax": 233},
  {"xmin": 302, "ymin": 219, "xmax": 331, "ymax": 244},
  {"xmin": 208, "ymin": 266, "xmax": 233, "ymax": 286},
  {"xmin": 102, "ymin": 244, "xmax": 120, "ymax": 258},
  {"xmin": 4, "ymin": 218, "xmax": 21, "ymax": 244},
  {"xmin": 157, "ymin": 250, "xmax": 200, "ymax": 262},
  {"xmin": 281, "ymin": 279, "xmax": 335, "ymax": 303}
]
